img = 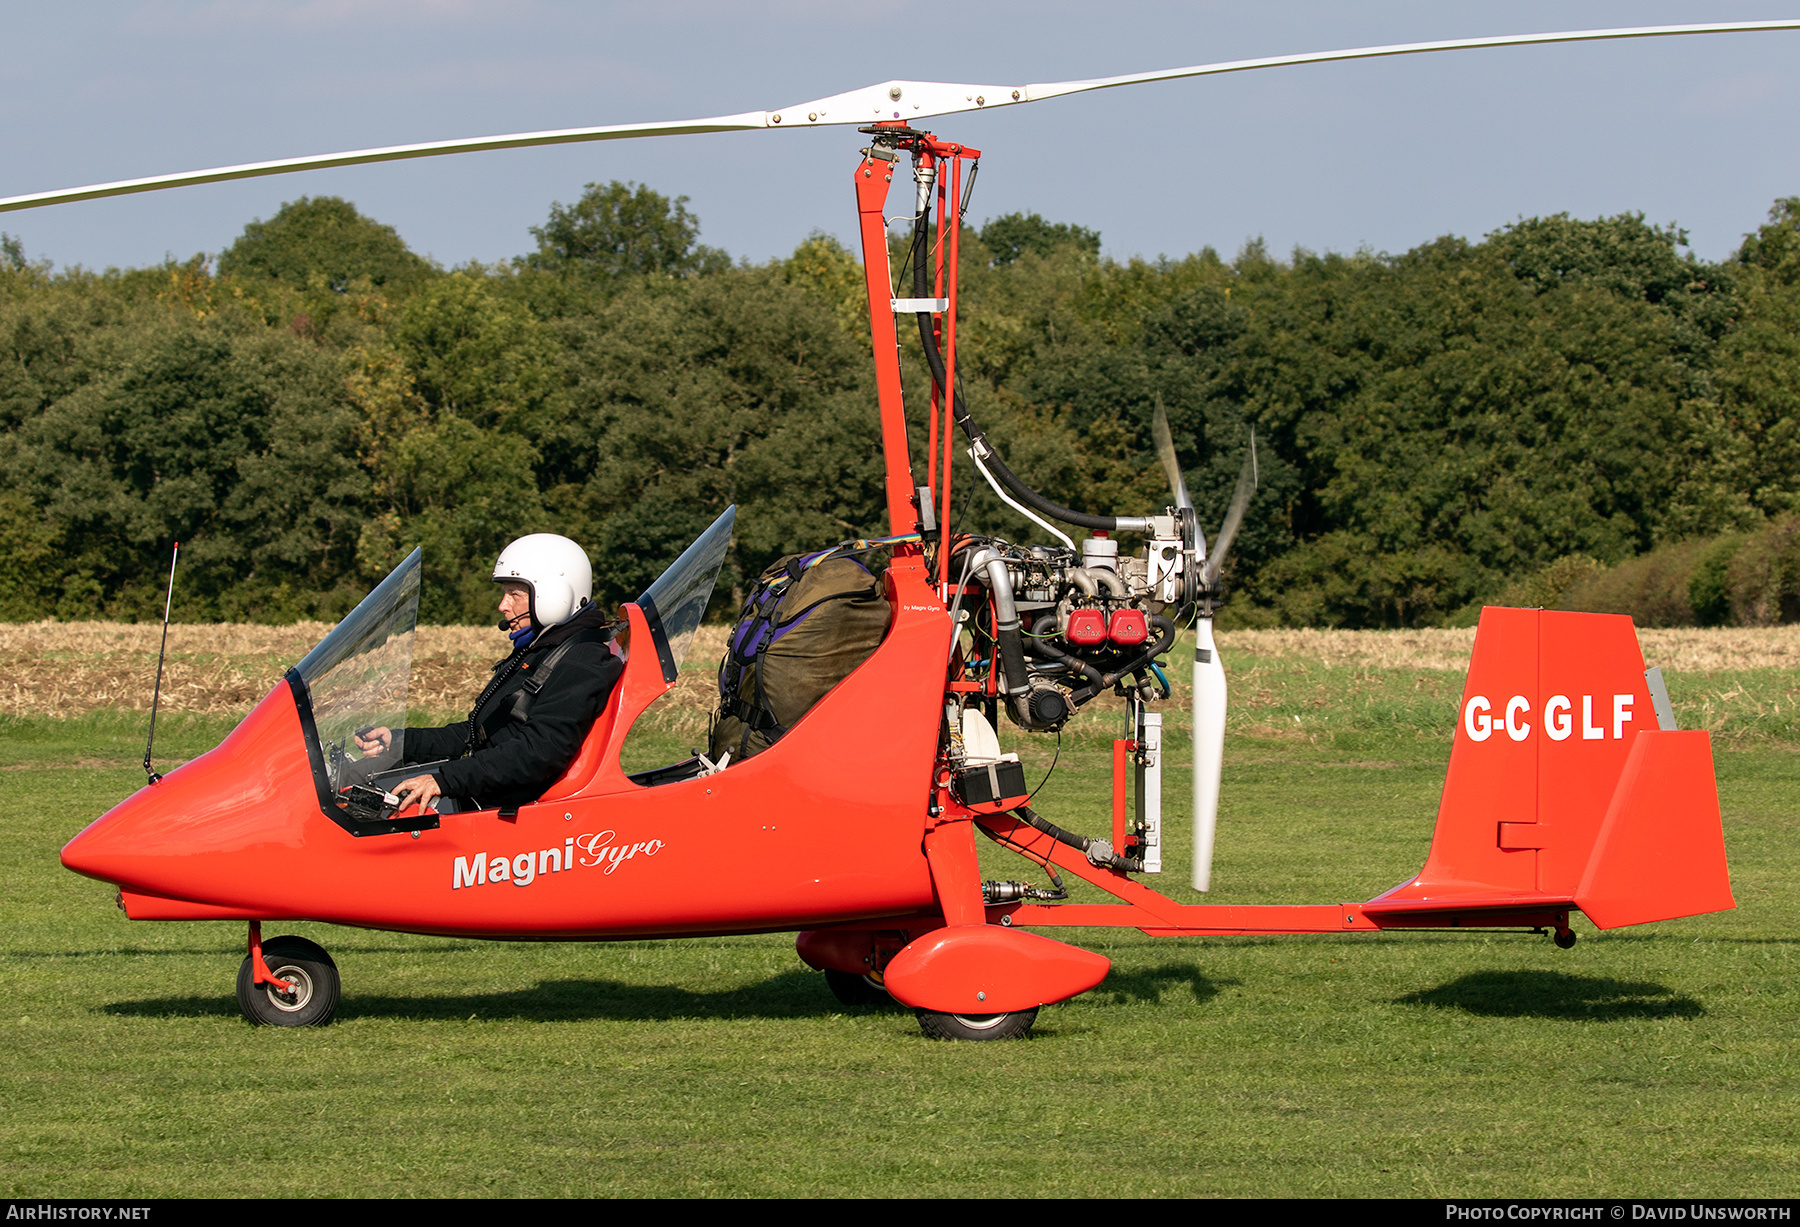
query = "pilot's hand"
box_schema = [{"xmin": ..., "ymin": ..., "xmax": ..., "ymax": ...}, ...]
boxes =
[
  {"xmin": 392, "ymin": 773, "xmax": 441, "ymax": 814},
  {"xmin": 354, "ymin": 726, "xmax": 393, "ymax": 756}
]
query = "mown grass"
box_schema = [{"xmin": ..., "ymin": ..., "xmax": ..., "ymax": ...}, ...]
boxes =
[{"xmin": 1, "ymin": 635, "xmax": 1796, "ymax": 1197}]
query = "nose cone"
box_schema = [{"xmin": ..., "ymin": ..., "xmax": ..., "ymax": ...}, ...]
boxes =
[{"xmin": 62, "ymin": 684, "xmax": 318, "ymax": 903}]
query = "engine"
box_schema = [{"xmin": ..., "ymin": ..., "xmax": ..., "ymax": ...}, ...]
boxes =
[{"xmin": 946, "ymin": 515, "xmax": 1190, "ymax": 735}]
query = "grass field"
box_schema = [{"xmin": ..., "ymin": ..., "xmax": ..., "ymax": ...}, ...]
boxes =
[{"xmin": 1, "ymin": 625, "xmax": 1796, "ymax": 1197}]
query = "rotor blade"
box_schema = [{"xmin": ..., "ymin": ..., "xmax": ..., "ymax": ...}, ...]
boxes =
[
  {"xmin": 763, "ymin": 20, "xmax": 1800, "ymax": 128},
  {"xmin": 1151, "ymin": 396, "xmax": 1192, "ymax": 512},
  {"xmin": 0, "ymin": 113, "xmax": 770, "ymax": 214},
  {"xmin": 6, "ymin": 20, "xmax": 1796, "ymax": 215},
  {"xmin": 1203, "ymin": 431, "xmax": 1258, "ymax": 589},
  {"xmin": 1022, "ymin": 20, "xmax": 1800, "ymax": 107}
]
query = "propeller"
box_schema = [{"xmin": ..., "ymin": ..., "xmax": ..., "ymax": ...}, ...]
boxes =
[
  {"xmin": 1151, "ymin": 394, "xmax": 1192, "ymax": 513},
  {"xmin": 4, "ymin": 21, "xmax": 1799, "ymax": 214},
  {"xmin": 1152, "ymin": 401, "xmax": 1261, "ymax": 893},
  {"xmin": 1204, "ymin": 433, "xmax": 1259, "ymax": 593}
]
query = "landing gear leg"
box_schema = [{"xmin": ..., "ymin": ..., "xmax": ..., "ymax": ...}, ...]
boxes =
[{"xmin": 236, "ymin": 922, "xmax": 341, "ymax": 1026}]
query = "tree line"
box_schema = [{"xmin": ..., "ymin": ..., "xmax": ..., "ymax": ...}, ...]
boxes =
[{"xmin": 4, "ymin": 182, "xmax": 1800, "ymax": 627}]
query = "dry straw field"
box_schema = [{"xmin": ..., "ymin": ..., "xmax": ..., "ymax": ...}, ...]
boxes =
[
  {"xmin": 5, "ymin": 619, "xmax": 1797, "ymax": 740},
  {"xmin": 0, "ymin": 622, "xmax": 736, "ymax": 742}
]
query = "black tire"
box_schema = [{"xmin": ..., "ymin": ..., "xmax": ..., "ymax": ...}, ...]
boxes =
[
  {"xmin": 824, "ymin": 968, "xmax": 891, "ymax": 1007},
  {"xmin": 1553, "ymin": 928, "xmax": 1578, "ymax": 949},
  {"xmin": 236, "ymin": 935, "xmax": 341, "ymax": 1027},
  {"xmin": 915, "ymin": 1007, "xmax": 1038, "ymax": 1041}
]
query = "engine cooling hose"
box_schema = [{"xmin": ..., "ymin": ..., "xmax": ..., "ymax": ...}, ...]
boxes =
[
  {"xmin": 1011, "ymin": 804, "xmax": 1090, "ymax": 853},
  {"xmin": 1010, "ymin": 805, "xmax": 1145, "ymax": 874}
]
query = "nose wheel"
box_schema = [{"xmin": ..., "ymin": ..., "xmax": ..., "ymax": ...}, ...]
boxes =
[
  {"xmin": 236, "ymin": 931, "xmax": 340, "ymax": 1027},
  {"xmin": 915, "ymin": 1007, "xmax": 1038, "ymax": 1041}
]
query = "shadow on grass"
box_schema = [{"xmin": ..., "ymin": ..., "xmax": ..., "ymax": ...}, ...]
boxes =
[
  {"xmin": 103, "ymin": 968, "xmax": 853, "ymax": 1024},
  {"xmin": 1397, "ymin": 970, "xmax": 1704, "ymax": 1021},
  {"xmin": 1094, "ymin": 961, "xmax": 1234, "ymax": 1006}
]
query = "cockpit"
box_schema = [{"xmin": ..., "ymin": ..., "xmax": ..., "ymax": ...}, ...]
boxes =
[{"xmin": 286, "ymin": 508, "xmax": 736, "ymax": 836}]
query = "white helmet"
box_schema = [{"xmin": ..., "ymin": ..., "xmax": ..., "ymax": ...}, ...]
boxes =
[{"xmin": 492, "ymin": 534, "xmax": 593, "ymax": 627}]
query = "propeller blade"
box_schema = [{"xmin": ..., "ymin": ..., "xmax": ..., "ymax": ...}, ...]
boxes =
[
  {"xmin": 1191, "ymin": 616, "xmax": 1226, "ymax": 892},
  {"xmin": 1203, "ymin": 430, "xmax": 1258, "ymax": 589},
  {"xmin": 1151, "ymin": 396, "xmax": 1191, "ymax": 512},
  {"xmin": 5, "ymin": 21, "xmax": 1798, "ymax": 214}
]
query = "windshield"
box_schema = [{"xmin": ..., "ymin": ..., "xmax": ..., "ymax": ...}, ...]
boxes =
[
  {"xmin": 293, "ymin": 547, "xmax": 421, "ymax": 786},
  {"xmin": 638, "ymin": 506, "xmax": 735, "ymax": 683}
]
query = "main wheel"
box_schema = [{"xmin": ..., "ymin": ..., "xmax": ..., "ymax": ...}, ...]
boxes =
[
  {"xmin": 824, "ymin": 968, "xmax": 891, "ymax": 1007},
  {"xmin": 915, "ymin": 1007, "xmax": 1038, "ymax": 1041},
  {"xmin": 236, "ymin": 935, "xmax": 341, "ymax": 1027}
]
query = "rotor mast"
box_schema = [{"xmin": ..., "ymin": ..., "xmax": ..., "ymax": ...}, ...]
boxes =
[{"xmin": 853, "ymin": 124, "xmax": 980, "ymax": 545}]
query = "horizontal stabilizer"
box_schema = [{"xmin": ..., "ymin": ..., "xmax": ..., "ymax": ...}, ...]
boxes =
[{"xmin": 1575, "ymin": 730, "xmax": 1734, "ymax": 929}]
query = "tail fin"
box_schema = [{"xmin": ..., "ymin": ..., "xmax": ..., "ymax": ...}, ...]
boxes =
[{"xmin": 1363, "ymin": 607, "xmax": 1733, "ymax": 930}]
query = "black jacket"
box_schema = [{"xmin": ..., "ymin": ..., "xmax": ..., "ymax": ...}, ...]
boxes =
[{"xmin": 403, "ymin": 605, "xmax": 624, "ymax": 808}]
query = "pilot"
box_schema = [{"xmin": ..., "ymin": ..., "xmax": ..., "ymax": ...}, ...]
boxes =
[{"xmin": 355, "ymin": 534, "xmax": 624, "ymax": 814}]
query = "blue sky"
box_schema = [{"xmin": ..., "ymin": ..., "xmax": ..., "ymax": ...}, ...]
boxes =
[{"xmin": 6, "ymin": 1, "xmax": 1800, "ymax": 271}]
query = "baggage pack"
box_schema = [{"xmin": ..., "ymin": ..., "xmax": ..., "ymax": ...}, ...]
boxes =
[{"xmin": 710, "ymin": 549, "xmax": 891, "ymax": 762}]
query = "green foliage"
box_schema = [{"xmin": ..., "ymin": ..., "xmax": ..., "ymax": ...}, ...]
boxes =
[
  {"xmin": 979, "ymin": 211, "xmax": 1101, "ymax": 266},
  {"xmin": 1488, "ymin": 554, "xmax": 1603, "ymax": 614},
  {"xmin": 0, "ymin": 285, "xmax": 369, "ymax": 620},
  {"xmin": 12, "ymin": 186, "xmax": 1800, "ymax": 628},
  {"xmin": 368, "ymin": 416, "xmax": 546, "ymax": 624},
  {"xmin": 1705, "ymin": 200, "xmax": 1800, "ymax": 524},
  {"xmin": 0, "ymin": 489, "xmax": 60, "ymax": 618},
  {"xmin": 781, "ymin": 232, "xmax": 867, "ymax": 339},
  {"xmin": 1258, "ymin": 534, "xmax": 1472, "ymax": 628},
  {"xmin": 1733, "ymin": 197, "xmax": 1800, "ymax": 274},
  {"xmin": 1488, "ymin": 212, "xmax": 1732, "ymax": 329},
  {"xmin": 1490, "ymin": 517, "xmax": 1800, "ymax": 630},
  {"xmin": 1689, "ymin": 534, "xmax": 1747, "ymax": 626},
  {"xmin": 217, "ymin": 197, "xmax": 436, "ymax": 294},
  {"xmin": 389, "ymin": 272, "xmax": 563, "ymax": 435},
  {"xmin": 1724, "ymin": 513, "xmax": 1800, "ymax": 627},
  {"xmin": 1559, "ymin": 539, "xmax": 1708, "ymax": 627},
  {"xmin": 522, "ymin": 181, "xmax": 730, "ymax": 284},
  {"xmin": 1247, "ymin": 226, "xmax": 1735, "ymax": 625},
  {"xmin": 553, "ymin": 267, "xmax": 880, "ymax": 609}
]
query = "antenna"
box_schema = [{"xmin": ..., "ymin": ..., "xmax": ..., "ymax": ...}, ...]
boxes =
[{"xmin": 143, "ymin": 542, "xmax": 179, "ymax": 786}]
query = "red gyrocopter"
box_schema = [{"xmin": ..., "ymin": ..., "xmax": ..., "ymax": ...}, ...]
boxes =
[{"xmin": 38, "ymin": 21, "xmax": 1767, "ymax": 1038}]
